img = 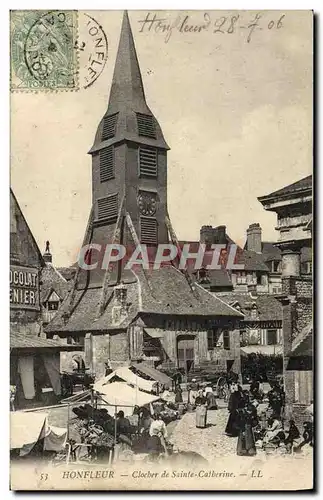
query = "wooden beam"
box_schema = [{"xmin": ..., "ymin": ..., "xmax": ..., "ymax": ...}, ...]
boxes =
[
  {"xmin": 96, "ymin": 195, "xmax": 125, "ymax": 318},
  {"xmin": 65, "ymin": 206, "xmax": 94, "ymax": 318},
  {"xmin": 165, "ymin": 213, "xmax": 200, "ymax": 299},
  {"xmin": 125, "ymin": 212, "xmax": 156, "ymax": 298}
]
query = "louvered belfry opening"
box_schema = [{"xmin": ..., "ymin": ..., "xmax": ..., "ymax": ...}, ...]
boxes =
[
  {"xmin": 97, "ymin": 193, "xmax": 118, "ymax": 221},
  {"xmin": 102, "ymin": 113, "xmax": 119, "ymax": 141},
  {"xmin": 136, "ymin": 113, "xmax": 156, "ymax": 139},
  {"xmin": 140, "ymin": 216, "xmax": 158, "ymax": 245},
  {"xmin": 139, "ymin": 147, "xmax": 158, "ymax": 177},
  {"xmin": 99, "ymin": 147, "xmax": 114, "ymax": 182}
]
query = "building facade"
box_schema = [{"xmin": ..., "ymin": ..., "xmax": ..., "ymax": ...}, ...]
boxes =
[
  {"xmin": 45, "ymin": 11, "xmax": 243, "ymax": 379},
  {"xmin": 259, "ymin": 175, "xmax": 313, "ymax": 422},
  {"xmin": 10, "ymin": 190, "xmax": 77, "ymax": 409}
]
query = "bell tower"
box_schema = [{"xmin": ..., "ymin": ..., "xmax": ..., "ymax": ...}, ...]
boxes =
[{"xmin": 81, "ymin": 11, "xmax": 169, "ymax": 287}]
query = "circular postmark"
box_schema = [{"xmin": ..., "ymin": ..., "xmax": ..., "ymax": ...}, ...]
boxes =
[
  {"xmin": 23, "ymin": 11, "xmax": 77, "ymax": 89},
  {"xmin": 77, "ymin": 13, "xmax": 108, "ymax": 89}
]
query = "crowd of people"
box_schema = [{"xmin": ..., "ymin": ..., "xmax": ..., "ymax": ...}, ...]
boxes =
[{"xmin": 224, "ymin": 379, "xmax": 314, "ymax": 456}]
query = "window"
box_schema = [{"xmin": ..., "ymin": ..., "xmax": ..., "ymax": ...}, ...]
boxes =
[
  {"xmin": 256, "ymin": 272, "xmax": 262, "ymax": 285},
  {"xmin": 236, "ymin": 271, "xmax": 247, "ymax": 284},
  {"xmin": 139, "ymin": 147, "xmax": 158, "ymax": 177},
  {"xmin": 136, "ymin": 113, "xmax": 156, "ymax": 138},
  {"xmin": 99, "ymin": 147, "xmax": 114, "ymax": 182},
  {"xmin": 272, "ymin": 287, "xmax": 282, "ymax": 294},
  {"xmin": 267, "ymin": 329, "xmax": 277, "ymax": 345},
  {"xmin": 97, "ymin": 193, "xmax": 118, "ymax": 221},
  {"xmin": 140, "ymin": 217, "xmax": 157, "ymax": 245},
  {"xmin": 301, "ymin": 261, "xmax": 312, "ymax": 275},
  {"xmin": 102, "ymin": 113, "xmax": 118, "ymax": 141},
  {"xmin": 223, "ymin": 330, "xmax": 230, "ymax": 350},
  {"xmin": 271, "ymin": 260, "xmax": 281, "ymax": 273}
]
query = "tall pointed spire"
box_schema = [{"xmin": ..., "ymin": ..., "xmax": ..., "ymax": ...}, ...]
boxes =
[
  {"xmin": 90, "ymin": 11, "xmax": 168, "ymax": 152},
  {"xmin": 108, "ymin": 10, "xmax": 147, "ymax": 114}
]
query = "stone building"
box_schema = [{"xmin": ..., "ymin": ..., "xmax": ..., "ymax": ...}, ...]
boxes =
[
  {"xmin": 45, "ymin": 11, "xmax": 243, "ymax": 379},
  {"xmin": 259, "ymin": 175, "xmax": 313, "ymax": 421}
]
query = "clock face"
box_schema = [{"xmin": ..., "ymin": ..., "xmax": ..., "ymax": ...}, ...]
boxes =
[{"xmin": 137, "ymin": 192, "xmax": 157, "ymax": 216}]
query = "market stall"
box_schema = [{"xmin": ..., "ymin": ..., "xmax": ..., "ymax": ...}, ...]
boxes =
[{"xmin": 95, "ymin": 367, "xmax": 157, "ymax": 394}]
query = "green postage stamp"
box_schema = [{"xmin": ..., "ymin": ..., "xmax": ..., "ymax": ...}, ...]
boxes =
[{"xmin": 10, "ymin": 10, "xmax": 78, "ymax": 91}]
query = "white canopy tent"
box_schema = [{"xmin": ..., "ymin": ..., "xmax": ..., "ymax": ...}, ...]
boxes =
[
  {"xmin": 95, "ymin": 366, "xmax": 157, "ymax": 394},
  {"xmin": 10, "ymin": 411, "xmax": 67, "ymax": 456},
  {"xmin": 93, "ymin": 381, "xmax": 160, "ymax": 416}
]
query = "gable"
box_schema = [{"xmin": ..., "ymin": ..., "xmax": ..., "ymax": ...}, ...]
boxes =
[{"xmin": 10, "ymin": 189, "xmax": 43, "ymax": 268}]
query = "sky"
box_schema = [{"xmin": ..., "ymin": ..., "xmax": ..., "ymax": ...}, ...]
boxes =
[{"xmin": 11, "ymin": 10, "xmax": 313, "ymax": 266}]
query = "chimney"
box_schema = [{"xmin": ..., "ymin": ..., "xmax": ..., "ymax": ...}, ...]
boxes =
[
  {"xmin": 43, "ymin": 240, "xmax": 52, "ymax": 264},
  {"xmin": 200, "ymin": 225, "xmax": 214, "ymax": 245},
  {"xmin": 214, "ymin": 225, "xmax": 227, "ymax": 244},
  {"xmin": 246, "ymin": 223, "xmax": 262, "ymax": 253}
]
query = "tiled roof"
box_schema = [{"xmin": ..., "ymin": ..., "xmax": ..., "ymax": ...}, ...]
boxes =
[
  {"xmin": 218, "ymin": 292, "xmax": 282, "ymax": 322},
  {"xmin": 45, "ymin": 265, "xmax": 243, "ymax": 334},
  {"xmin": 261, "ymin": 242, "xmax": 281, "ymax": 262},
  {"xmin": 236, "ymin": 249, "xmax": 270, "ymax": 272},
  {"xmin": 10, "ymin": 332, "xmax": 77, "ymax": 350},
  {"xmin": 258, "ymin": 175, "xmax": 312, "ymax": 201}
]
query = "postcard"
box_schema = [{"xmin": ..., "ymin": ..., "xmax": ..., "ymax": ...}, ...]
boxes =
[{"xmin": 10, "ymin": 9, "xmax": 313, "ymax": 491}]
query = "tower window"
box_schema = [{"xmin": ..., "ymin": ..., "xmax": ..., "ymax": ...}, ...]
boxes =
[
  {"xmin": 97, "ymin": 193, "xmax": 118, "ymax": 221},
  {"xmin": 140, "ymin": 217, "xmax": 157, "ymax": 245},
  {"xmin": 102, "ymin": 113, "xmax": 118, "ymax": 141},
  {"xmin": 136, "ymin": 113, "xmax": 156, "ymax": 139},
  {"xmin": 139, "ymin": 147, "xmax": 157, "ymax": 177},
  {"xmin": 99, "ymin": 147, "xmax": 114, "ymax": 182}
]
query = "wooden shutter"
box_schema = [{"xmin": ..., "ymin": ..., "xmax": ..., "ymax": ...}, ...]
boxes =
[
  {"xmin": 99, "ymin": 147, "xmax": 114, "ymax": 182},
  {"xmin": 139, "ymin": 147, "xmax": 157, "ymax": 177},
  {"xmin": 136, "ymin": 113, "xmax": 156, "ymax": 138},
  {"xmin": 102, "ymin": 113, "xmax": 118, "ymax": 141},
  {"xmin": 140, "ymin": 217, "xmax": 157, "ymax": 245},
  {"xmin": 97, "ymin": 194, "xmax": 118, "ymax": 221}
]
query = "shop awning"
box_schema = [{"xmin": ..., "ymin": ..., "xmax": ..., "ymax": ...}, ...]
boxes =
[
  {"xmin": 144, "ymin": 328, "xmax": 164, "ymax": 339},
  {"xmin": 241, "ymin": 345, "xmax": 283, "ymax": 356},
  {"xmin": 131, "ymin": 362, "xmax": 172, "ymax": 386}
]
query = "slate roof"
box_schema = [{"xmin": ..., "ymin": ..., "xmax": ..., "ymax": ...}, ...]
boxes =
[
  {"xmin": 218, "ymin": 292, "xmax": 282, "ymax": 322},
  {"xmin": 10, "ymin": 332, "xmax": 77, "ymax": 351},
  {"xmin": 56, "ymin": 267, "xmax": 77, "ymax": 281},
  {"xmin": 45, "ymin": 265, "xmax": 243, "ymax": 334},
  {"xmin": 260, "ymin": 242, "xmax": 281, "ymax": 263},
  {"xmin": 258, "ymin": 175, "xmax": 312, "ymax": 202},
  {"xmin": 236, "ymin": 249, "xmax": 270, "ymax": 272}
]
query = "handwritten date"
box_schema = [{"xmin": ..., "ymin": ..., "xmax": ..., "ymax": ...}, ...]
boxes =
[{"xmin": 138, "ymin": 12, "xmax": 285, "ymax": 44}]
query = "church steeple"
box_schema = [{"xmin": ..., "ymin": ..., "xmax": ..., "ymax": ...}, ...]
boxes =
[
  {"xmin": 80, "ymin": 11, "xmax": 170, "ymax": 288},
  {"xmin": 90, "ymin": 11, "xmax": 169, "ymax": 153}
]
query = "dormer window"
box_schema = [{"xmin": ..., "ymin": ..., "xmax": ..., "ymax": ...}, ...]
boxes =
[
  {"xmin": 136, "ymin": 113, "xmax": 156, "ymax": 139},
  {"xmin": 102, "ymin": 113, "xmax": 118, "ymax": 141}
]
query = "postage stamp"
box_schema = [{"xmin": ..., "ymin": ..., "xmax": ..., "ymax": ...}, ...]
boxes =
[{"xmin": 10, "ymin": 10, "xmax": 79, "ymax": 91}]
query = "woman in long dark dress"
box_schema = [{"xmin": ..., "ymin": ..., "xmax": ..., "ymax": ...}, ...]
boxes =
[
  {"xmin": 225, "ymin": 385, "xmax": 243, "ymax": 437},
  {"xmin": 236, "ymin": 400, "xmax": 258, "ymax": 456}
]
